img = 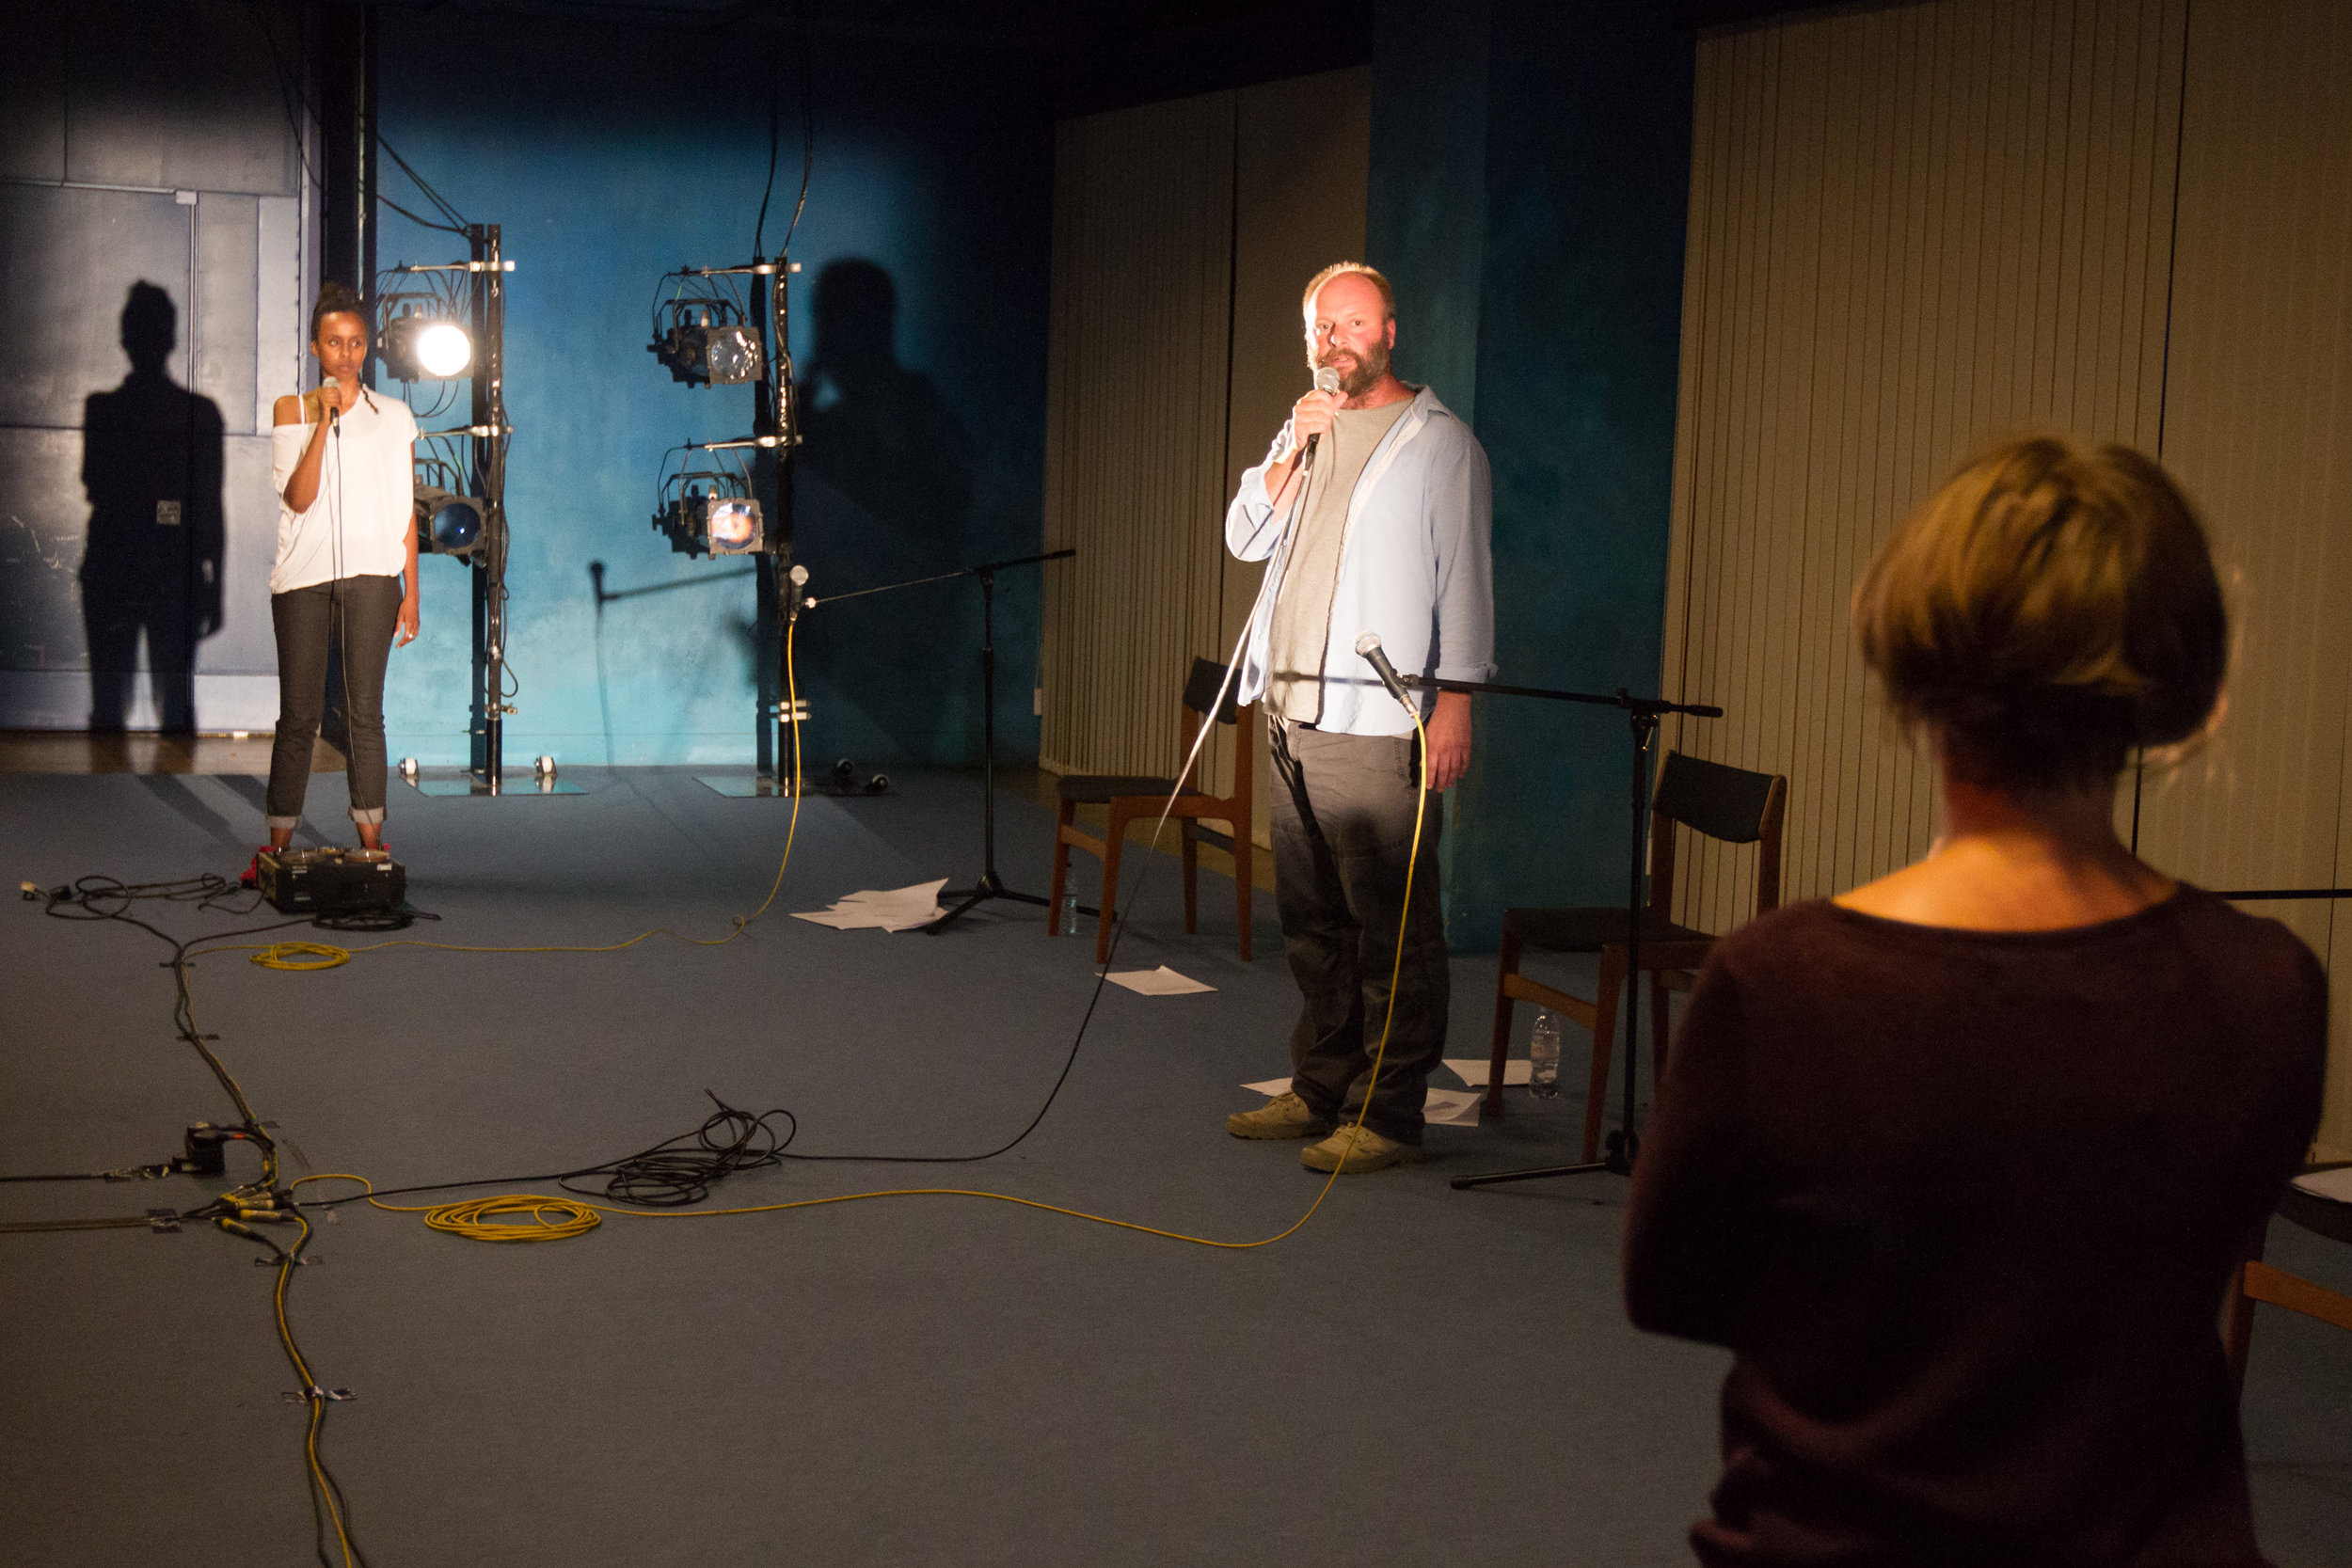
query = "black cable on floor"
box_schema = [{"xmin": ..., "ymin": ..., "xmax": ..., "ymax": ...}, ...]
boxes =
[{"xmin": 31, "ymin": 878, "xmax": 370, "ymax": 1567}]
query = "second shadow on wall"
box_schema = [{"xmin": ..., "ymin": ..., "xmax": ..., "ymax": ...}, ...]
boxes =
[{"xmin": 792, "ymin": 259, "xmax": 977, "ymax": 762}]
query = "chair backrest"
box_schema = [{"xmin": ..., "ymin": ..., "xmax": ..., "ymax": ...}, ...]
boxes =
[
  {"xmin": 1177, "ymin": 657, "xmax": 1253, "ymax": 814},
  {"xmin": 1647, "ymin": 751, "xmax": 1788, "ymax": 921},
  {"xmin": 1183, "ymin": 657, "xmax": 1243, "ymax": 724}
]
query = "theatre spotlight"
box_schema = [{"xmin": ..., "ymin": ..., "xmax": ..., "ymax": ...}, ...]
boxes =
[
  {"xmin": 379, "ymin": 305, "xmax": 473, "ymax": 382},
  {"xmin": 650, "ymin": 296, "xmax": 764, "ymax": 388},
  {"xmin": 653, "ymin": 469, "xmax": 764, "ymax": 558},
  {"xmin": 413, "ymin": 450, "xmax": 487, "ymax": 558},
  {"xmin": 415, "ymin": 484, "xmax": 485, "ymax": 555}
]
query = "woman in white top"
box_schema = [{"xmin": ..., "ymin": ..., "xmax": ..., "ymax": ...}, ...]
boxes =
[{"xmin": 244, "ymin": 282, "xmax": 419, "ymax": 880}]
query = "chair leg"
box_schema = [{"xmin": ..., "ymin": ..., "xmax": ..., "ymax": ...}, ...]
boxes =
[
  {"xmin": 2225, "ymin": 1223, "xmax": 2269, "ymax": 1400},
  {"xmin": 1650, "ymin": 971, "xmax": 1674, "ymax": 1088},
  {"xmin": 1182, "ymin": 830, "xmax": 1200, "ymax": 934},
  {"xmin": 1233, "ymin": 830, "xmax": 1252, "ymax": 964},
  {"xmin": 1485, "ymin": 928, "xmax": 1521, "ymax": 1119},
  {"xmin": 1047, "ymin": 798, "xmax": 1076, "ymax": 938},
  {"xmin": 1582, "ymin": 948, "xmax": 1627, "ymax": 1165},
  {"xmin": 1095, "ymin": 805, "xmax": 1131, "ymax": 966}
]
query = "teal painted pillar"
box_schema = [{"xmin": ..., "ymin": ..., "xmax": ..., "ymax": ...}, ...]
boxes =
[
  {"xmin": 1371, "ymin": 1, "xmax": 1693, "ymax": 950},
  {"xmin": 1368, "ymin": 0, "xmax": 1489, "ymax": 428}
]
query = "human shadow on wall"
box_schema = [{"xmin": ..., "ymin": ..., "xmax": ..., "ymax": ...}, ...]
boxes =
[
  {"xmin": 794, "ymin": 259, "xmax": 977, "ymax": 760},
  {"xmin": 80, "ymin": 281, "xmax": 224, "ymax": 734}
]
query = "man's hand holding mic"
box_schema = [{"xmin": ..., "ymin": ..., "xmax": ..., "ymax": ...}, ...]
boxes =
[{"xmin": 1264, "ymin": 367, "xmax": 1343, "ymax": 512}]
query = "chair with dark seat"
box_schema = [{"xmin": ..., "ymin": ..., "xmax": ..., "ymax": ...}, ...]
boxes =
[
  {"xmin": 1485, "ymin": 751, "xmax": 1787, "ymax": 1161},
  {"xmin": 2224, "ymin": 1173, "xmax": 2352, "ymax": 1398},
  {"xmin": 1048, "ymin": 657, "xmax": 1255, "ymax": 964}
]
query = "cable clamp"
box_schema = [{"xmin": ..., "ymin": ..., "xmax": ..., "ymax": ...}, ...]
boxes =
[
  {"xmin": 254, "ymin": 1252, "xmax": 320, "ymax": 1265},
  {"xmin": 280, "ymin": 1386, "xmax": 356, "ymax": 1403},
  {"xmin": 145, "ymin": 1210, "xmax": 182, "ymax": 1234},
  {"xmin": 103, "ymin": 1163, "xmax": 175, "ymax": 1182}
]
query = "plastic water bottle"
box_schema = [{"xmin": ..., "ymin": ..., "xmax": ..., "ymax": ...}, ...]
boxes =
[
  {"xmin": 1529, "ymin": 1011, "xmax": 1563, "ymax": 1098},
  {"xmin": 1058, "ymin": 890, "xmax": 1079, "ymax": 937}
]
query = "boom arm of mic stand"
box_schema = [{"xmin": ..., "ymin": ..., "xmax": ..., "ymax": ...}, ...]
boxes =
[{"xmin": 1399, "ymin": 673, "xmax": 1723, "ymax": 720}]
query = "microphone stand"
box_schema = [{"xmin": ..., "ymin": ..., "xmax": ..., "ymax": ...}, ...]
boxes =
[
  {"xmin": 1375, "ymin": 671, "xmax": 1722, "ymax": 1186},
  {"xmin": 802, "ymin": 547, "xmax": 1077, "ymax": 935}
]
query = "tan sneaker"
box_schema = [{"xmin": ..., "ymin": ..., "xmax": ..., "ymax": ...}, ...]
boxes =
[
  {"xmin": 1227, "ymin": 1091, "xmax": 1331, "ymax": 1140},
  {"xmin": 1300, "ymin": 1123, "xmax": 1422, "ymax": 1173}
]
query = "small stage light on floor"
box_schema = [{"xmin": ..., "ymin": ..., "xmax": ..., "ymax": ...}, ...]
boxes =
[
  {"xmin": 653, "ymin": 468, "xmax": 764, "ymax": 558},
  {"xmin": 649, "ymin": 295, "xmax": 764, "ymax": 388}
]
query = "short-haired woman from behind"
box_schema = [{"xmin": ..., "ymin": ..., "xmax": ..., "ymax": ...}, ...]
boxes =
[{"xmin": 1625, "ymin": 437, "xmax": 2325, "ymax": 1566}]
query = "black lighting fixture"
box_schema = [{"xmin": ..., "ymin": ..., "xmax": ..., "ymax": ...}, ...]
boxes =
[
  {"xmin": 412, "ymin": 443, "xmax": 487, "ymax": 557},
  {"xmin": 649, "ymin": 294, "xmax": 764, "ymax": 388},
  {"xmin": 377, "ymin": 292, "xmax": 474, "ymax": 382},
  {"xmin": 644, "ymin": 253, "xmax": 802, "ymax": 789},
  {"xmin": 653, "ymin": 467, "xmax": 764, "ymax": 558}
]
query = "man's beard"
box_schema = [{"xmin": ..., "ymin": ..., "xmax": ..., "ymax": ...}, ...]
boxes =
[{"xmin": 1312, "ymin": 336, "xmax": 1390, "ymax": 398}]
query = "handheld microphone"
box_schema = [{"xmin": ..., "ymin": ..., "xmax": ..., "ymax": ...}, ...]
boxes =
[
  {"xmin": 1353, "ymin": 632, "xmax": 1419, "ymax": 716},
  {"xmin": 1303, "ymin": 365, "xmax": 1342, "ymax": 468},
  {"xmin": 321, "ymin": 375, "xmax": 375, "ymax": 417}
]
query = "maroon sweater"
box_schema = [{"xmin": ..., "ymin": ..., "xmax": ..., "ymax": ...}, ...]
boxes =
[{"xmin": 1625, "ymin": 890, "xmax": 2325, "ymax": 1566}]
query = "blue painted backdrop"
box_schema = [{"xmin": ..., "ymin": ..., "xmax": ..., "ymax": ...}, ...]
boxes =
[
  {"xmin": 1371, "ymin": 0, "xmax": 1694, "ymax": 948},
  {"xmin": 374, "ymin": 14, "xmax": 1051, "ymax": 768}
]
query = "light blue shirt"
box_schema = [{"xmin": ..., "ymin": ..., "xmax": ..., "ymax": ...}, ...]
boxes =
[{"xmin": 1225, "ymin": 385, "xmax": 1496, "ymax": 737}]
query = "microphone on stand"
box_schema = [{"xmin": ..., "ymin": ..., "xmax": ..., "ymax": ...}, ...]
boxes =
[
  {"xmin": 1302, "ymin": 365, "xmax": 1342, "ymax": 468},
  {"xmin": 1354, "ymin": 632, "xmax": 1420, "ymax": 717}
]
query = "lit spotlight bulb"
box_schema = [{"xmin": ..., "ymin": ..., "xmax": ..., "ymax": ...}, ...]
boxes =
[
  {"xmin": 416, "ymin": 322, "xmax": 472, "ymax": 378},
  {"xmin": 707, "ymin": 499, "xmax": 759, "ymax": 552}
]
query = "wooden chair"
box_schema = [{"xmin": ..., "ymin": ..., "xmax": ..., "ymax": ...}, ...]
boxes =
[
  {"xmin": 1048, "ymin": 657, "xmax": 1255, "ymax": 964},
  {"xmin": 1485, "ymin": 751, "xmax": 1787, "ymax": 1160},
  {"xmin": 2223, "ymin": 1175, "xmax": 2352, "ymax": 1398}
]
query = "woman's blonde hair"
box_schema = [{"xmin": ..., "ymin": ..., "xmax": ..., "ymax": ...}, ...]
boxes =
[{"xmin": 1852, "ymin": 436, "xmax": 2227, "ymax": 789}]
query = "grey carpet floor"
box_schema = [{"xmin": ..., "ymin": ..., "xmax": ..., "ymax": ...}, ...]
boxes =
[{"xmin": 1, "ymin": 768, "xmax": 2345, "ymax": 1566}]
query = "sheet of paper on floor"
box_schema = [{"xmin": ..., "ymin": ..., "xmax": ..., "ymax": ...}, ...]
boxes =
[
  {"xmin": 1106, "ymin": 965, "xmax": 1215, "ymax": 996},
  {"xmin": 1422, "ymin": 1088, "xmax": 1482, "ymax": 1127},
  {"xmin": 2293, "ymin": 1165, "xmax": 2352, "ymax": 1204},
  {"xmin": 1444, "ymin": 1056, "xmax": 1532, "ymax": 1087},
  {"xmin": 791, "ymin": 879, "xmax": 948, "ymax": 932},
  {"xmin": 1242, "ymin": 1078, "xmax": 1483, "ymax": 1126}
]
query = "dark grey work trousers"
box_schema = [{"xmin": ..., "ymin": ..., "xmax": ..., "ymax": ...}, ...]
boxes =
[
  {"xmin": 1269, "ymin": 717, "xmax": 1449, "ymax": 1145},
  {"xmin": 266, "ymin": 574, "xmax": 402, "ymax": 828}
]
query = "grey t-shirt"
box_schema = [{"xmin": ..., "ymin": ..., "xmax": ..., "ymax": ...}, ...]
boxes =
[{"xmin": 1265, "ymin": 397, "xmax": 1414, "ymax": 724}]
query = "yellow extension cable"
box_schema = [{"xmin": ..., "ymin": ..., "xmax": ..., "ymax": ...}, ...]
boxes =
[{"xmin": 242, "ymin": 621, "xmax": 1433, "ymax": 1250}]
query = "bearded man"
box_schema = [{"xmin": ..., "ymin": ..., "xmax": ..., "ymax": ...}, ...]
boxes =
[{"xmin": 1222, "ymin": 261, "xmax": 1496, "ymax": 1173}]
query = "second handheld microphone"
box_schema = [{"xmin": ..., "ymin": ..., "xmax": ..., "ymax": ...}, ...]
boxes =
[{"xmin": 1353, "ymin": 632, "xmax": 1419, "ymax": 716}]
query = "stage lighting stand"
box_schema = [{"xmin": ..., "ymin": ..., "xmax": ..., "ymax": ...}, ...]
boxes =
[
  {"xmin": 647, "ymin": 256, "xmax": 807, "ymax": 799},
  {"xmin": 387, "ymin": 228, "xmax": 555, "ymax": 798},
  {"xmin": 1363, "ymin": 672, "xmax": 1724, "ymax": 1188}
]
